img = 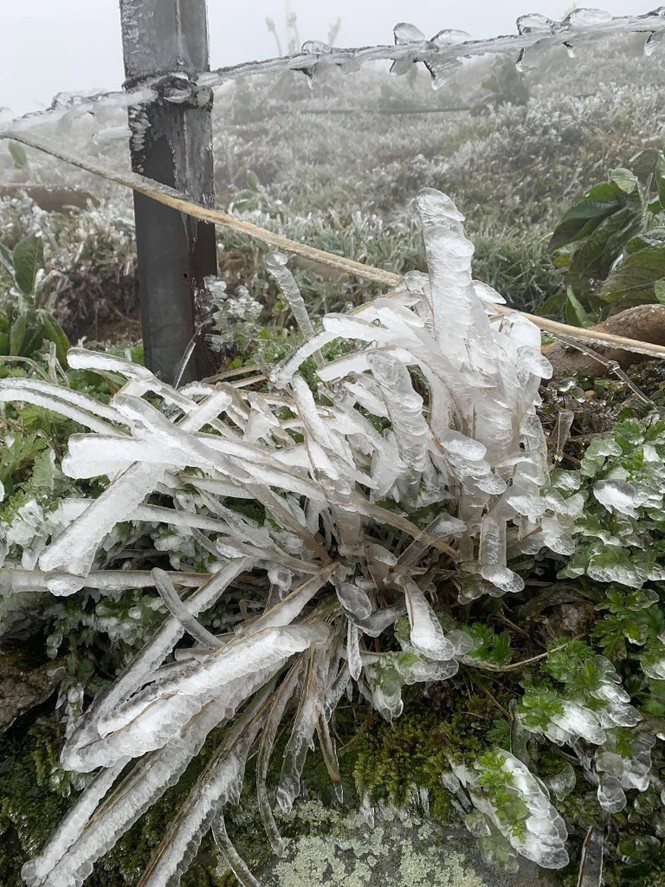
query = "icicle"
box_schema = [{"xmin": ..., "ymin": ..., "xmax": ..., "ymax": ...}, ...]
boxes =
[
  {"xmin": 21, "ymin": 760, "xmax": 128, "ymax": 886},
  {"xmin": 577, "ymin": 827, "xmax": 604, "ymax": 887},
  {"xmin": 346, "ymin": 620, "xmax": 363, "ymax": 680},
  {"xmin": 316, "ymin": 713, "xmax": 342, "ymax": 789},
  {"xmin": 266, "ymin": 252, "xmax": 316, "ymax": 341},
  {"xmin": 211, "ymin": 813, "xmax": 261, "ymax": 887},
  {"xmin": 136, "ymin": 686, "xmax": 272, "ymax": 887}
]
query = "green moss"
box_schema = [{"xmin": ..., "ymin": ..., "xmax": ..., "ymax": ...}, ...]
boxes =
[
  {"xmin": 0, "ymin": 717, "xmax": 72, "ymax": 886},
  {"xmin": 0, "ymin": 713, "xmax": 232, "ymax": 887},
  {"xmin": 352, "ymin": 696, "xmax": 499, "ymax": 819}
]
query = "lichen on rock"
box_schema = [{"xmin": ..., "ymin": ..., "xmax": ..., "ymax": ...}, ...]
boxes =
[{"xmin": 247, "ymin": 800, "xmax": 553, "ymax": 887}]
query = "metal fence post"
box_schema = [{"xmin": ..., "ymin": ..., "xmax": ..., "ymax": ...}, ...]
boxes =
[{"xmin": 119, "ymin": 0, "xmax": 217, "ymax": 384}]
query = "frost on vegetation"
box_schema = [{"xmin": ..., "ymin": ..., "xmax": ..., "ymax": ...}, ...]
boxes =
[
  {"xmin": 204, "ymin": 275, "xmax": 263, "ymax": 353},
  {"xmin": 0, "ymin": 188, "xmax": 578, "ymax": 885}
]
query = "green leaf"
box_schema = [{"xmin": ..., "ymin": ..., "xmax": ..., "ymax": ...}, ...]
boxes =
[
  {"xmin": 600, "ymin": 243, "xmax": 665, "ymax": 307},
  {"xmin": 13, "ymin": 234, "xmax": 44, "ymax": 296},
  {"xmin": 565, "ymin": 288, "xmax": 589, "ymax": 327},
  {"xmin": 9, "ymin": 312, "xmax": 27, "ymax": 356},
  {"xmin": 609, "ymin": 167, "xmax": 639, "ymax": 195},
  {"xmin": 0, "ymin": 241, "xmax": 13, "ymax": 278},
  {"xmin": 8, "ymin": 141, "xmax": 28, "ymax": 170},
  {"xmin": 19, "ymin": 325, "xmax": 44, "ymax": 358},
  {"xmin": 29, "ymin": 448, "xmax": 56, "ymax": 496},
  {"xmin": 548, "ymin": 180, "xmax": 634, "ymax": 252},
  {"xmin": 246, "ymin": 170, "xmax": 261, "ymax": 191},
  {"xmin": 538, "ymin": 292, "xmax": 566, "ymax": 318},
  {"xmin": 655, "ymin": 280, "xmax": 665, "ymax": 304},
  {"xmin": 567, "ymin": 206, "xmax": 644, "ymax": 298},
  {"xmin": 625, "ymin": 229, "xmax": 665, "ymax": 254},
  {"xmin": 37, "ymin": 309, "xmax": 69, "ymax": 366}
]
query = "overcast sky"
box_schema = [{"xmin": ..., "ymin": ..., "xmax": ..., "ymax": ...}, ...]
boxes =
[{"xmin": 1, "ymin": 0, "xmax": 654, "ymax": 116}]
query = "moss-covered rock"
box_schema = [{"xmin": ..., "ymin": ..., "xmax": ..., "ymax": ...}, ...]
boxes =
[{"xmin": 248, "ymin": 801, "xmax": 555, "ymax": 887}]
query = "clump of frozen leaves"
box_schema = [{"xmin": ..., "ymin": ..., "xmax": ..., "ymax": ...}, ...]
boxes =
[
  {"xmin": 0, "ymin": 189, "xmax": 572, "ymax": 885},
  {"xmin": 453, "ymin": 749, "xmax": 568, "ymax": 871},
  {"xmin": 562, "ymin": 417, "xmax": 665, "ymax": 590}
]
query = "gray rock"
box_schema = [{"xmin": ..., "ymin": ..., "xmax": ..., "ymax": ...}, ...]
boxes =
[
  {"xmin": 0, "ymin": 648, "xmax": 64, "ymax": 734},
  {"xmin": 246, "ymin": 800, "xmax": 558, "ymax": 887}
]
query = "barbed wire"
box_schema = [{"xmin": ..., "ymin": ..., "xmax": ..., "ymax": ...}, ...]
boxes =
[{"xmin": 3, "ymin": 8, "xmax": 665, "ymax": 135}]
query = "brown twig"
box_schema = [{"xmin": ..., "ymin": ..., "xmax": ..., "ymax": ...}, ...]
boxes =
[{"xmin": 470, "ymin": 636, "xmax": 584, "ymax": 673}]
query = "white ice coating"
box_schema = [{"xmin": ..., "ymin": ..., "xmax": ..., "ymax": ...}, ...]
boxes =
[
  {"xmin": 593, "ymin": 478, "xmax": 640, "ymax": 516},
  {"xmin": 277, "ymin": 646, "xmax": 329, "ymax": 813},
  {"xmin": 397, "ymin": 575, "xmax": 457, "ymax": 662},
  {"xmin": 23, "ymin": 693, "xmax": 241, "ymax": 887},
  {"xmin": 266, "ymin": 251, "xmax": 316, "ymax": 340}
]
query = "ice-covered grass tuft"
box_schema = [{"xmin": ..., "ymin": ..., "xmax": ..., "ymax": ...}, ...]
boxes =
[{"xmin": 0, "ymin": 189, "xmax": 577, "ymax": 885}]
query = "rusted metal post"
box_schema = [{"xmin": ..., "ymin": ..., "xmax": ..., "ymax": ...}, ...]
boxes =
[{"xmin": 119, "ymin": 0, "xmax": 217, "ymax": 384}]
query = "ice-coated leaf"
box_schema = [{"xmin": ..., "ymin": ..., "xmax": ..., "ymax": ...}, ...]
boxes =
[
  {"xmin": 151, "ymin": 568, "xmax": 223, "ymax": 649},
  {"xmin": 367, "ymin": 351, "xmax": 430, "ymax": 490},
  {"xmin": 336, "ymin": 581, "xmax": 372, "ymax": 620},
  {"xmin": 256, "ymin": 664, "xmax": 304, "ymax": 857},
  {"xmin": 0, "ymin": 380, "xmax": 123, "ymax": 435},
  {"xmin": 346, "ymin": 619, "xmax": 363, "ymax": 680},
  {"xmin": 211, "ymin": 813, "xmax": 260, "ymax": 887},
  {"xmin": 239, "ymin": 563, "xmax": 339, "ymax": 636},
  {"xmin": 21, "ymin": 760, "xmax": 128, "ymax": 886},
  {"xmin": 276, "ymin": 645, "xmax": 329, "ymax": 812},
  {"xmin": 576, "ymin": 827, "xmax": 604, "ymax": 887},
  {"xmin": 266, "ymin": 252, "xmax": 316, "ymax": 339},
  {"xmin": 397, "ymin": 575, "xmax": 456, "ymax": 661},
  {"xmin": 24, "ymin": 694, "xmax": 237, "ymax": 887},
  {"xmin": 597, "ymin": 775, "xmax": 626, "ymax": 813},
  {"xmin": 40, "ymin": 463, "xmax": 169, "ymax": 576},
  {"xmin": 136, "ymin": 685, "xmax": 272, "ymax": 887},
  {"xmin": 93, "ymin": 625, "xmax": 329, "ymax": 764},
  {"xmin": 593, "ymin": 479, "xmax": 639, "ymax": 517},
  {"xmin": 316, "ymin": 711, "xmax": 342, "ymax": 791}
]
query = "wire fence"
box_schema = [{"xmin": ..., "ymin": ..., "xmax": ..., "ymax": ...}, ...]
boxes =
[{"xmin": 3, "ymin": 6, "xmax": 665, "ymax": 370}]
